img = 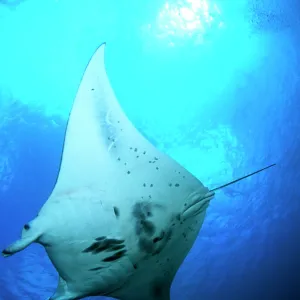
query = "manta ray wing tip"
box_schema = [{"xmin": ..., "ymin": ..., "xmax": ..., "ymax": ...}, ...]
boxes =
[{"xmin": 2, "ymin": 249, "xmax": 12, "ymax": 257}]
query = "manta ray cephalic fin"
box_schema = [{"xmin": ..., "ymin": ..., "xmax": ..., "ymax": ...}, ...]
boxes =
[{"xmin": 2, "ymin": 220, "xmax": 42, "ymax": 257}]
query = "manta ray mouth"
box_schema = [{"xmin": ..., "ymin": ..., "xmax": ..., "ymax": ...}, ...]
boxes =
[{"xmin": 182, "ymin": 191, "xmax": 215, "ymax": 220}]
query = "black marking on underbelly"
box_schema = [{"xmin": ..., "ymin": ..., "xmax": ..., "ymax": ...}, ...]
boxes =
[
  {"xmin": 151, "ymin": 279, "xmax": 169, "ymax": 299},
  {"xmin": 102, "ymin": 250, "xmax": 127, "ymax": 262},
  {"xmin": 106, "ymin": 238, "xmax": 124, "ymax": 244},
  {"xmin": 105, "ymin": 244, "xmax": 125, "ymax": 251},
  {"xmin": 152, "ymin": 282, "xmax": 163, "ymax": 298},
  {"xmin": 82, "ymin": 242, "xmax": 102, "ymax": 253},
  {"xmin": 139, "ymin": 237, "xmax": 155, "ymax": 253},
  {"xmin": 137, "ymin": 228, "xmax": 173, "ymax": 256},
  {"xmin": 82, "ymin": 237, "xmax": 125, "ymax": 254},
  {"xmin": 23, "ymin": 224, "xmax": 30, "ymax": 230},
  {"xmin": 132, "ymin": 202, "xmax": 156, "ymax": 237},
  {"xmin": 113, "ymin": 206, "xmax": 120, "ymax": 218},
  {"xmin": 89, "ymin": 266, "xmax": 103, "ymax": 271},
  {"xmin": 153, "ymin": 231, "xmax": 165, "ymax": 243},
  {"xmin": 140, "ymin": 219, "xmax": 155, "ymax": 236},
  {"xmin": 132, "ymin": 201, "xmax": 173, "ymax": 256},
  {"xmin": 2, "ymin": 249, "xmax": 12, "ymax": 255},
  {"xmin": 132, "ymin": 201, "xmax": 152, "ymax": 220},
  {"xmin": 152, "ymin": 229, "xmax": 173, "ymax": 255}
]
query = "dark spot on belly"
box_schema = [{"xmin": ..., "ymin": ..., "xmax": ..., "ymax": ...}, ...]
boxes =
[
  {"xmin": 132, "ymin": 202, "xmax": 152, "ymax": 220},
  {"xmin": 138, "ymin": 237, "xmax": 155, "ymax": 254},
  {"xmin": 133, "ymin": 263, "xmax": 138, "ymax": 269},
  {"xmin": 165, "ymin": 228, "xmax": 173, "ymax": 241},
  {"xmin": 83, "ymin": 237, "xmax": 125, "ymax": 254},
  {"xmin": 141, "ymin": 219, "xmax": 155, "ymax": 236},
  {"xmin": 135, "ymin": 222, "xmax": 142, "ymax": 236},
  {"xmin": 152, "ymin": 228, "xmax": 173, "ymax": 255},
  {"xmin": 24, "ymin": 224, "xmax": 30, "ymax": 230},
  {"xmin": 113, "ymin": 206, "xmax": 120, "ymax": 218},
  {"xmin": 151, "ymin": 281, "xmax": 164, "ymax": 298},
  {"xmin": 89, "ymin": 266, "xmax": 103, "ymax": 271},
  {"xmin": 106, "ymin": 238, "xmax": 125, "ymax": 244},
  {"xmin": 102, "ymin": 250, "xmax": 127, "ymax": 262},
  {"xmin": 153, "ymin": 231, "xmax": 165, "ymax": 243},
  {"xmin": 82, "ymin": 242, "xmax": 103, "ymax": 253},
  {"xmin": 133, "ymin": 203, "xmax": 155, "ymax": 236},
  {"xmin": 106, "ymin": 244, "xmax": 125, "ymax": 251},
  {"xmin": 92, "ymin": 243, "xmax": 111, "ymax": 254}
]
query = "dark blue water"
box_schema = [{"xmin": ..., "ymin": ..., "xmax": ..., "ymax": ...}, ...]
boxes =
[{"xmin": 0, "ymin": 0, "xmax": 299, "ymax": 299}]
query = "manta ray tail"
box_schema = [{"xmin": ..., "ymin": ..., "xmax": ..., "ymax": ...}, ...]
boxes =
[
  {"xmin": 210, "ymin": 163, "xmax": 276, "ymax": 192},
  {"xmin": 2, "ymin": 219, "xmax": 42, "ymax": 257},
  {"xmin": 180, "ymin": 163, "xmax": 275, "ymax": 221}
]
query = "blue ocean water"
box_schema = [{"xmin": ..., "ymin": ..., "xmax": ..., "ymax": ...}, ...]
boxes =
[{"xmin": 0, "ymin": 0, "xmax": 299, "ymax": 299}]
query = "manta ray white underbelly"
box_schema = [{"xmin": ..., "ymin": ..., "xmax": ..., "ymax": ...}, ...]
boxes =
[{"xmin": 2, "ymin": 43, "xmax": 275, "ymax": 300}]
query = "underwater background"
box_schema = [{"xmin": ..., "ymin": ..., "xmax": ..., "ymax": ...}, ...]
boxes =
[{"xmin": 0, "ymin": 0, "xmax": 299, "ymax": 299}]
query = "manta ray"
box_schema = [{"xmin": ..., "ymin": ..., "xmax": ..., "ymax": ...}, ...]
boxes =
[{"xmin": 2, "ymin": 43, "xmax": 275, "ymax": 300}]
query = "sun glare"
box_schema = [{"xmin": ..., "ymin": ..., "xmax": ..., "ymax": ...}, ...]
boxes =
[{"xmin": 152, "ymin": 0, "xmax": 224, "ymax": 45}]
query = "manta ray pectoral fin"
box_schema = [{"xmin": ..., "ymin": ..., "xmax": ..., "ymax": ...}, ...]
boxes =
[
  {"xmin": 2, "ymin": 220, "xmax": 42, "ymax": 257},
  {"xmin": 210, "ymin": 163, "xmax": 276, "ymax": 192},
  {"xmin": 2, "ymin": 235, "xmax": 39, "ymax": 257}
]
